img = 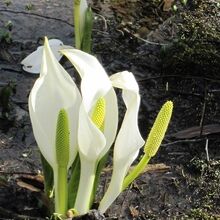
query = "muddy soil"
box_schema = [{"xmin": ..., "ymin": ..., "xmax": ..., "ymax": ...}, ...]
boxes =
[{"xmin": 0, "ymin": 0, "xmax": 220, "ymax": 219}]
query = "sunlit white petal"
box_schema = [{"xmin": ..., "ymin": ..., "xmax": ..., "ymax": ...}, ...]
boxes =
[
  {"xmin": 61, "ymin": 49, "xmax": 118, "ymax": 214},
  {"xmin": 21, "ymin": 39, "xmax": 64, "ymax": 74},
  {"xmin": 62, "ymin": 49, "xmax": 111, "ymax": 109},
  {"xmin": 29, "ymin": 38, "xmax": 81, "ymax": 169},
  {"xmin": 99, "ymin": 71, "xmax": 144, "ymax": 213},
  {"xmin": 61, "ymin": 49, "xmax": 118, "ymax": 156},
  {"xmin": 78, "ymin": 104, "xmax": 106, "ymax": 159}
]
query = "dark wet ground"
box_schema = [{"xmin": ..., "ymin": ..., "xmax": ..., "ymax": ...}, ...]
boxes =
[{"xmin": 0, "ymin": 0, "xmax": 220, "ymax": 219}]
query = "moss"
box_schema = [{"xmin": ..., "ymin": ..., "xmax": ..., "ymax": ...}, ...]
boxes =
[
  {"xmin": 186, "ymin": 158, "xmax": 220, "ymax": 217},
  {"xmin": 188, "ymin": 208, "xmax": 219, "ymax": 220},
  {"xmin": 161, "ymin": 0, "xmax": 220, "ymax": 78}
]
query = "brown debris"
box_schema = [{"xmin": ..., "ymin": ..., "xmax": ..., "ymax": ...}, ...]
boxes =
[{"xmin": 16, "ymin": 174, "xmax": 44, "ymax": 192}]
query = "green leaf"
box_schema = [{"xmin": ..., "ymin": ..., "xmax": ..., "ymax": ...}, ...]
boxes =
[
  {"xmin": 40, "ymin": 153, "xmax": 54, "ymax": 215},
  {"xmin": 81, "ymin": 7, "xmax": 93, "ymax": 53},
  {"xmin": 68, "ymin": 154, "xmax": 81, "ymax": 209},
  {"xmin": 90, "ymin": 151, "xmax": 109, "ymax": 207},
  {"xmin": 40, "ymin": 153, "xmax": 54, "ymax": 198}
]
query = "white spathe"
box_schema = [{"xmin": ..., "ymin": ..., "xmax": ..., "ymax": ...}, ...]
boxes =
[
  {"xmin": 21, "ymin": 39, "xmax": 65, "ymax": 74},
  {"xmin": 61, "ymin": 49, "xmax": 119, "ymax": 213},
  {"xmin": 98, "ymin": 71, "xmax": 145, "ymax": 213},
  {"xmin": 61, "ymin": 49, "xmax": 118, "ymax": 160},
  {"xmin": 62, "ymin": 49, "xmax": 144, "ymax": 214},
  {"xmin": 28, "ymin": 38, "xmax": 81, "ymax": 169},
  {"xmin": 29, "ymin": 39, "xmax": 144, "ymax": 214}
]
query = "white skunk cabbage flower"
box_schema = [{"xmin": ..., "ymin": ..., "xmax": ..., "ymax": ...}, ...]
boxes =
[
  {"xmin": 21, "ymin": 39, "xmax": 65, "ymax": 74},
  {"xmin": 61, "ymin": 49, "xmax": 118, "ymax": 213},
  {"xmin": 61, "ymin": 49, "xmax": 144, "ymax": 214},
  {"xmin": 98, "ymin": 72, "xmax": 145, "ymax": 213},
  {"xmin": 29, "ymin": 38, "xmax": 81, "ymax": 213},
  {"xmin": 28, "ymin": 37, "xmax": 81, "ymax": 171},
  {"xmin": 29, "ymin": 39, "xmax": 144, "ymax": 214}
]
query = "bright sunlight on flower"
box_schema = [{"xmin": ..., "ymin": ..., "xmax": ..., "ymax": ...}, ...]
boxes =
[
  {"xmin": 28, "ymin": 37, "xmax": 81, "ymax": 214},
  {"xmin": 28, "ymin": 37, "xmax": 173, "ymax": 217}
]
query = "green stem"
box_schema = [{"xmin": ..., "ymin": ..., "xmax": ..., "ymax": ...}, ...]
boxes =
[
  {"xmin": 74, "ymin": 158, "xmax": 97, "ymax": 214},
  {"xmin": 74, "ymin": 0, "xmax": 81, "ymax": 49},
  {"xmin": 54, "ymin": 166, "xmax": 68, "ymax": 215},
  {"xmin": 122, "ymin": 154, "xmax": 151, "ymax": 190}
]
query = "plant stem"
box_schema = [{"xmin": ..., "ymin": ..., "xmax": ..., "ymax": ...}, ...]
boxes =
[
  {"xmin": 54, "ymin": 166, "xmax": 68, "ymax": 215},
  {"xmin": 122, "ymin": 154, "xmax": 151, "ymax": 190},
  {"xmin": 74, "ymin": 0, "xmax": 81, "ymax": 49},
  {"xmin": 74, "ymin": 158, "xmax": 96, "ymax": 214}
]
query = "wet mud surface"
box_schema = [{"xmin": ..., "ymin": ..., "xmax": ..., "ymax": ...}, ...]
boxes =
[{"xmin": 0, "ymin": 0, "xmax": 220, "ymax": 219}]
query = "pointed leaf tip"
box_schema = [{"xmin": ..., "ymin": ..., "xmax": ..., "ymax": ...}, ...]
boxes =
[
  {"xmin": 144, "ymin": 101, "xmax": 173, "ymax": 157},
  {"xmin": 44, "ymin": 36, "xmax": 49, "ymax": 44},
  {"xmin": 44, "ymin": 37, "xmax": 51, "ymax": 51},
  {"xmin": 56, "ymin": 109, "xmax": 70, "ymax": 167}
]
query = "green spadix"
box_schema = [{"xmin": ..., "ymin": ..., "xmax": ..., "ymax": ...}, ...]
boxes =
[
  {"xmin": 91, "ymin": 97, "xmax": 106, "ymax": 130},
  {"xmin": 122, "ymin": 101, "xmax": 173, "ymax": 190},
  {"xmin": 55, "ymin": 109, "xmax": 69, "ymax": 215}
]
